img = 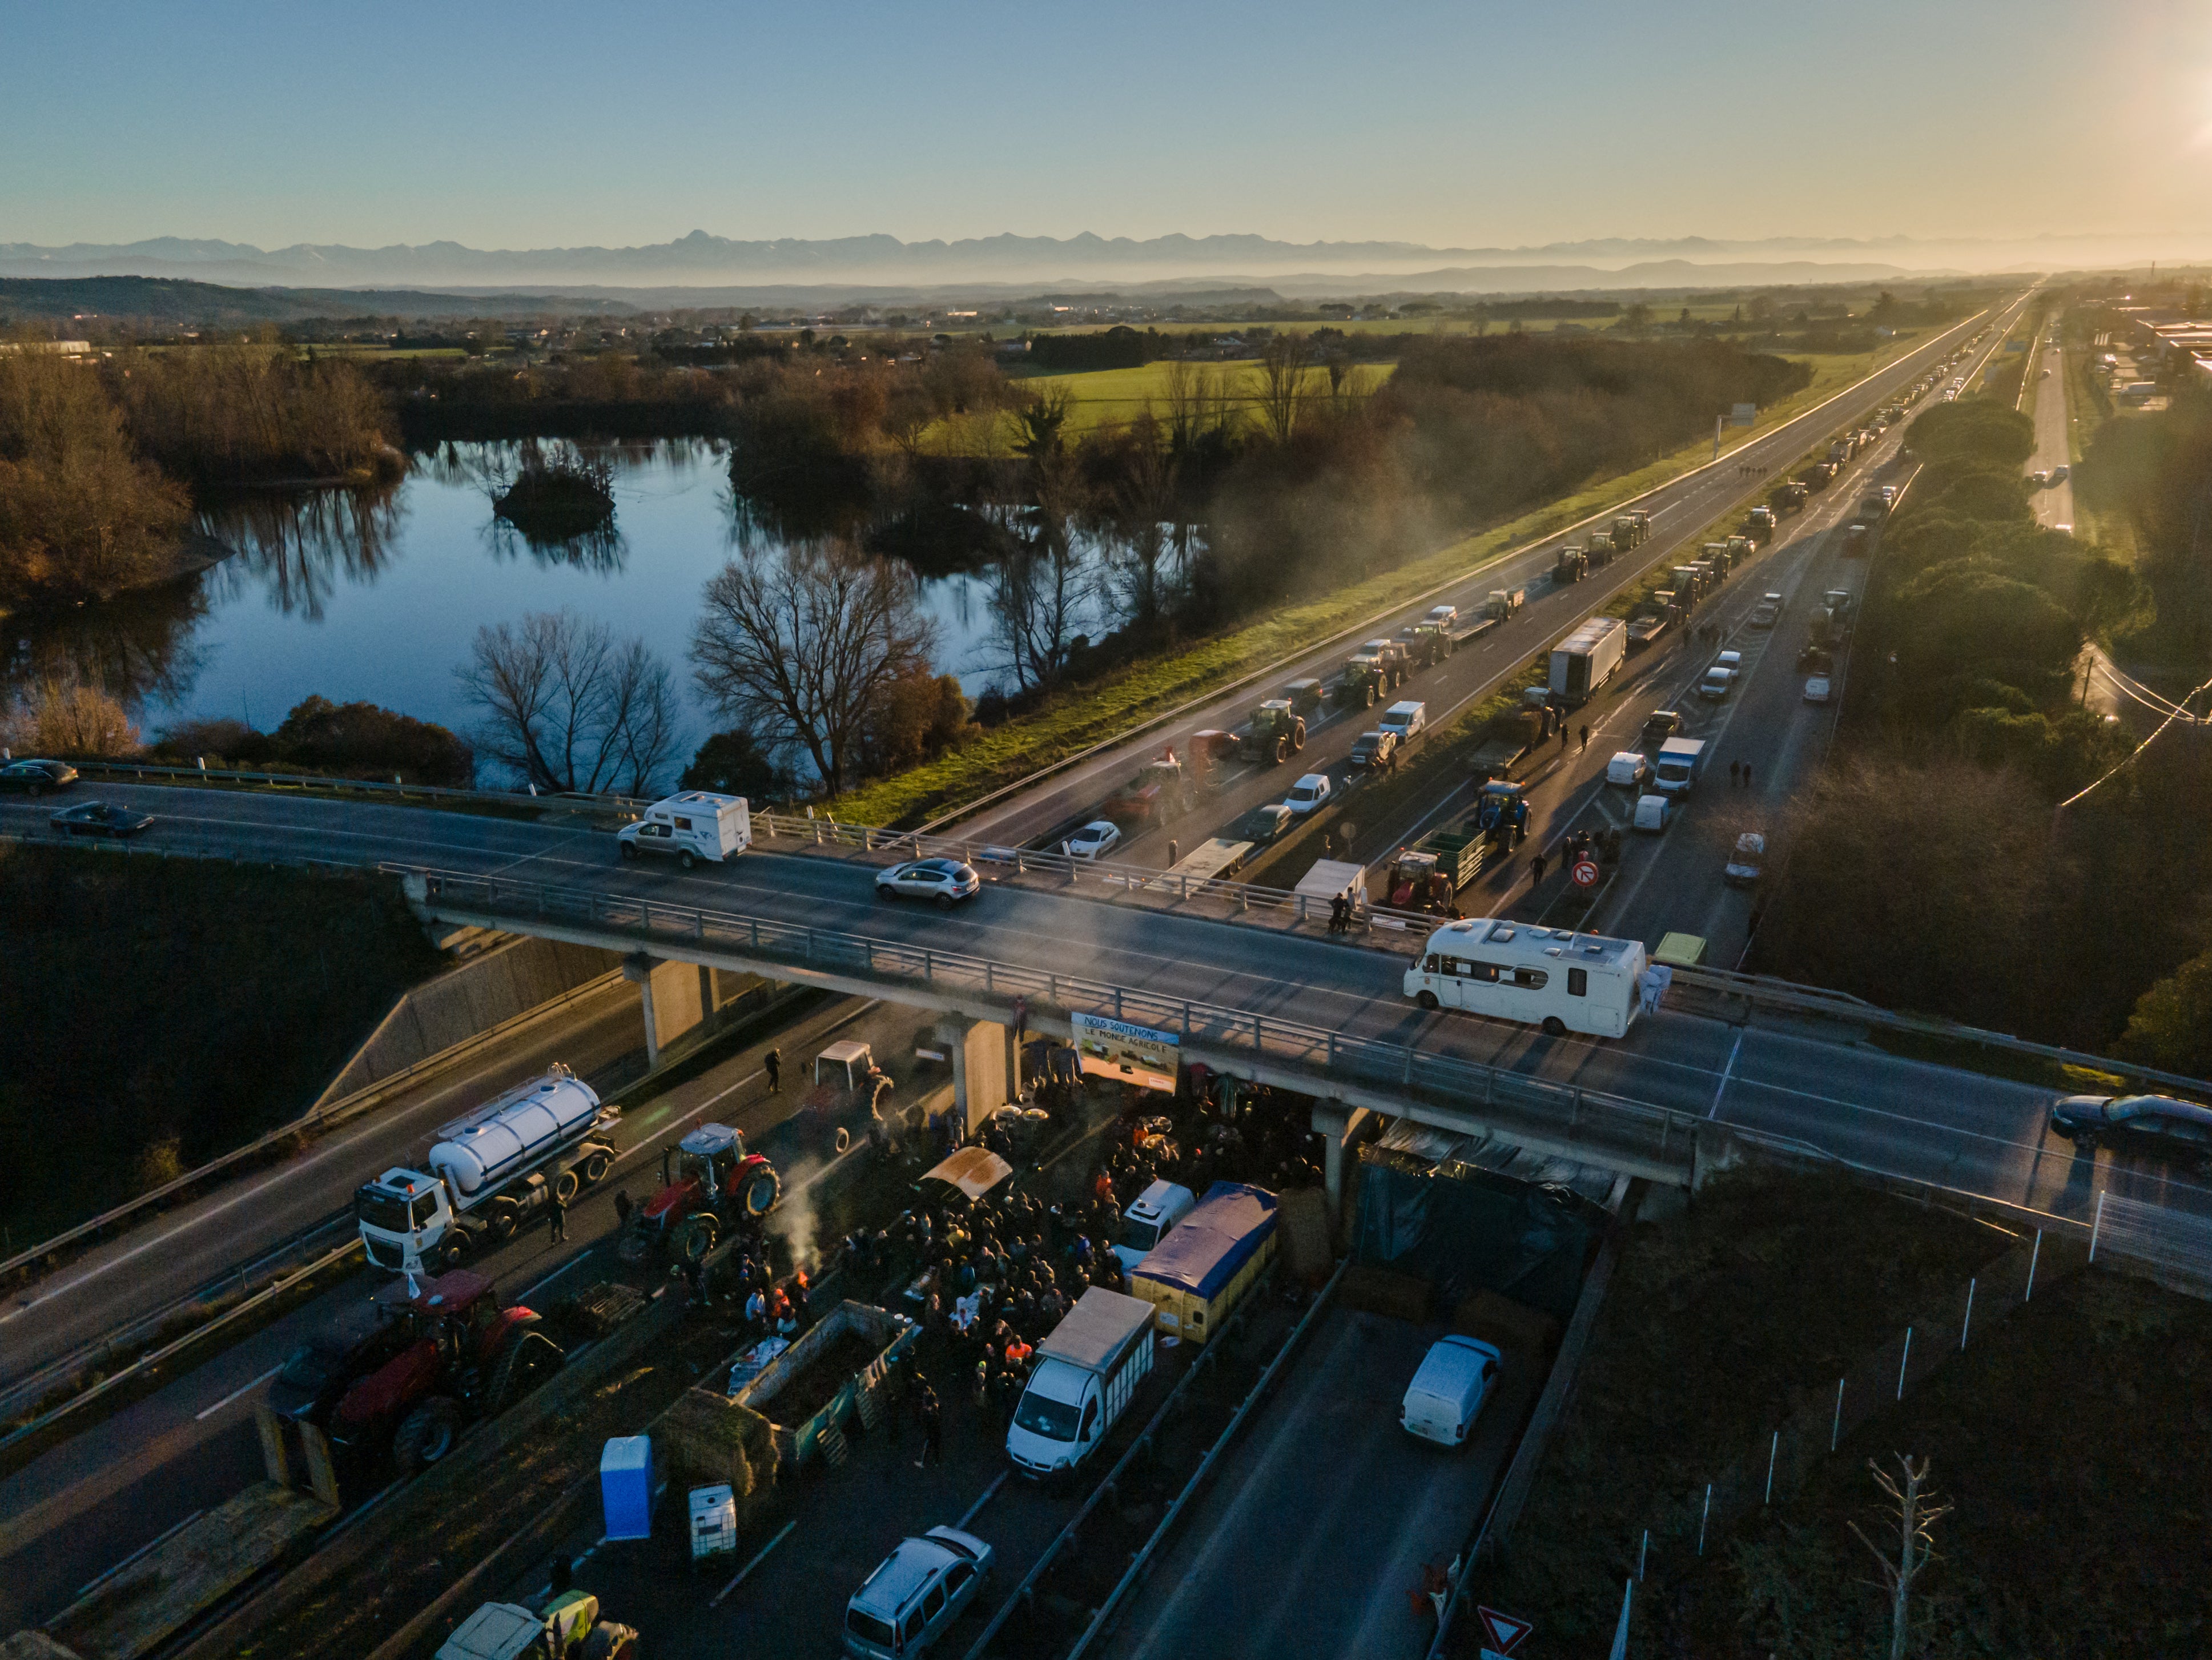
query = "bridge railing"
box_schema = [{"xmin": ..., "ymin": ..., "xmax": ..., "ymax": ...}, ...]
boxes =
[{"xmin": 395, "ymin": 863, "xmax": 1707, "ymax": 1177}]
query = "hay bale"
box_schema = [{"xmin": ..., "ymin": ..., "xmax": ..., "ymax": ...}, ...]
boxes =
[
  {"xmin": 661, "ymin": 1388, "xmax": 757, "ymax": 1498},
  {"xmin": 1, "ymin": 1634, "xmax": 83, "ymax": 1660},
  {"xmin": 1449, "ymin": 1288, "xmax": 1562, "ymax": 1358},
  {"xmin": 1275, "ymin": 1188, "xmax": 1336, "ymax": 1284},
  {"xmin": 1339, "ymin": 1263, "xmax": 1430, "ymax": 1323}
]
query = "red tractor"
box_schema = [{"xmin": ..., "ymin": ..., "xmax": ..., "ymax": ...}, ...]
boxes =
[
  {"xmin": 616, "ymin": 1122, "xmax": 781, "ymax": 1267},
  {"xmin": 1099, "ymin": 747, "xmax": 1196, "ymax": 830},
  {"xmin": 325, "ymin": 1269, "xmax": 564, "ymax": 1475}
]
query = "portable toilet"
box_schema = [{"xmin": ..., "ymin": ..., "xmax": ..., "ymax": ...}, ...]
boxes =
[{"xmin": 601, "ymin": 1435, "xmax": 654, "ymax": 1541}]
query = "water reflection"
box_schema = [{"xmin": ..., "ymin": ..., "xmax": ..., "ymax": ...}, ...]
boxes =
[
  {"xmin": 3, "ymin": 577, "xmax": 215, "ymax": 713},
  {"xmin": 198, "ymin": 486, "xmax": 407, "ymax": 623}
]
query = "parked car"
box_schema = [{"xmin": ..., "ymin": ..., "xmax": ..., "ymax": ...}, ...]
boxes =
[
  {"xmin": 1715, "ymin": 650, "xmax": 1743, "ymax": 673},
  {"xmin": 1283, "ymin": 773, "xmax": 1332, "ymax": 815},
  {"xmin": 844, "ymin": 1527, "xmax": 994, "ymax": 1659},
  {"xmin": 875, "ymin": 858, "xmax": 982, "ymax": 909},
  {"xmin": 1723, "ymin": 831, "xmax": 1766, "ymax": 886},
  {"xmin": 1399, "ymin": 1336, "xmax": 1501, "ymax": 1447},
  {"xmin": 0, "ymin": 758, "xmax": 77, "ymax": 795},
  {"xmin": 1604, "ymin": 751, "xmax": 1648, "ymax": 789},
  {"xmin": 1804, "ymin": 676, "xmax": 1832, "ymax": 703},
  {"xmin": 49, "ymin": 801, "xmax": 155, "ymax": 838},
  {"xmin": 1348, "ymin": 730, "xmax": 1399, "ymax": 771},
  {"xmin": 1750, "ymin": 594, "xmax": 1782, "ymax": 627},
  {"xmin": 1633, "ymin": 794, "xmax": 1671, "ymax": 833},
  {"xmin": 1641, "ymin": 709, "xmax": 1683, "ymax": 743},
  {"xmin": 1697, "ymin": 666, "xmax": 1735, "ymax": 701},
  {"xmin": 1226, "ymin": 803, "xmax": 1293, "ymax": 846},
  {"xmin": 2052, "ymin": 464, "xmax": 2070, "ymax": 482},
  {"xmin": 2049, "ymin": 1094, "xmax": 2212, "ymax": 1172},
  {"xmin": 1062, "ymin": 822, "xmax": 1121, "ymax": 861}
]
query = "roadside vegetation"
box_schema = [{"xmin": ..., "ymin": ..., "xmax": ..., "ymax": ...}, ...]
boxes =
[
  {"xmin": 0, "ymin": 845, "xmax": 444, "ymax": 1246},
  {"xmin": 1477, "ymin": 1170, "xmax": 2195, "ymax": 1659}
]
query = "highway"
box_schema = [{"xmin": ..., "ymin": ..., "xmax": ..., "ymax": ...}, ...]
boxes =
[
  {"xmin": 5, "ymin": 782, "xmax": 2201, "ymax": 1241},
  {"xmin": 951, "ymin": 302, "xmax": 2017, "ymax": 861},
  {"xmin": 2028, "ymin": 331, "xmax": 2076, "ymax": 530}
]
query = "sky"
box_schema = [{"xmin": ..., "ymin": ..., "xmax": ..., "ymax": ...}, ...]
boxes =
[{"xmin": 3, "ymin": 0, "xmax": 2209, "ymax": 255}]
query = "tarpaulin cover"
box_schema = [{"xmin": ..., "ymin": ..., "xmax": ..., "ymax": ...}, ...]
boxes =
[
  {"xmin": 1132, "ymin": 1181, "xmax": 1277, "ymax": 1298},
  {"xmin": 1352, "ymin": 1150, "xmax": 1603, "ymax": 1319}
]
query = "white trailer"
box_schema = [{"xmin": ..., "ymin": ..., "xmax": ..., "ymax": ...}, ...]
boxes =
[
  {"xmin": 618, "ymin": 791, "xmax": 751, "ymax": 868},
  {"xmin": 1404, "ymin": 918, "xmax": 1647, "ymax": 1039},
  {"xmin": 1549, "ymin": 616, "xmax": 1628, "ymax": 706},
  {"xmin": 356, "ymin": 1066, "xmax": 619, "ymax": 1276},
  {"xmin": 1154, "ymin": 837, "xmax": 1254, "ymax": 890},
  {"xmin": 1006, "ymin": 1288, "xmax": 1157, "ymax": 1477}
]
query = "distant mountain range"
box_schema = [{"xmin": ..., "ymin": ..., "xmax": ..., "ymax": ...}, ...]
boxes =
[{"xmin": 3, "ymin": 228, "xmax": 2205, "ymax": 292}]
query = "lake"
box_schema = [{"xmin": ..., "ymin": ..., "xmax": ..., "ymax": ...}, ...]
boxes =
[{"xmin": 9, "ymin": 440, "xmax": 1123, "ymax": 771}]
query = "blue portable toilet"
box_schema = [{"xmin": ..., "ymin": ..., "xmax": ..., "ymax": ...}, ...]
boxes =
[{"xmin": 601, "ymin": 1434, "xmax": 653, "ymax": 1541}]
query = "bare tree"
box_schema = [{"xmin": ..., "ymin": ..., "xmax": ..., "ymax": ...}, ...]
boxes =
[
  {"xmin": 690, "ymin": 540, "xmax": 936, "ymax": 795},
  {"xmin": 458, "ymin": 609, "xmax": 682, "ymax": 796},
  {"xmin": 5, "ymin": 673, "xmax": 139, "ymax": 756},
  {"xmin": 990, "ymin": 457, "xmax": 1094, "ymax": 692},
  {"xmin": 1105, "ymin": 439, "xmax": 1183, "ymax": 632},
  {"xmin": 1849, "ymin": 1454, "xmax": 1954, "ymax": 1660},
  {"xmin": 1252, "ymin": 332, "xmax": 1314, "ymax": 446}
]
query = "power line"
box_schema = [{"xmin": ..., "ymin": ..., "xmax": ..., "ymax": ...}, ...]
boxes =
[{"xmin": 2056, "ymin": 669, "xmax": 2212, "ymax": 810}]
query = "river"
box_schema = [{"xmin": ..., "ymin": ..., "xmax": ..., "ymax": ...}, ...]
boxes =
[{"xmin": 6, "ymin": 440, "xmax": 1124, "ymax": 763}]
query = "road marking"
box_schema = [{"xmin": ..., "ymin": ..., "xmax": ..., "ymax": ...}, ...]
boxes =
[
  {"xmin": 194, "ymin": 1362, "xmax": 284, "ymax": 1421},
  {"xmin": 1709, "ymin": 1030, "xmax": 1744, "ymax": 1119}
]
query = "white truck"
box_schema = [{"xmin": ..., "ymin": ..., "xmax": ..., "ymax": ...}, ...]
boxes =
[
  {"xmin": 1155, "ymin": 838, "xmax": 1254, "ymax": 890},
  {"xmin": 617, "ymin": 790, "xmax": 751, "ymax": 869},
  {"xmin": 1651, "ymin": 737, "xmax": 1708, "ymax": 795},
  {"xmin": 1115, "ymin": 1180, "xmax": 1197, "ymax": 1273},
  {"xmin": 1548, "ymin": 616, "xmax": 1627, "ymax": 706},
  {"xmin": 356, "ymin": 1066, "xmax": 620, "ymax": 1276},
  {"xmin": 1006, "ymin": 1288, "xmax": 1157, "ymax": 1478}
]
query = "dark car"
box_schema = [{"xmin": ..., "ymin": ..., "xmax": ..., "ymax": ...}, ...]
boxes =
[
  {"xmin": 1226, "ymin": 803, "xmax": 1294, "ymax": 847},
  {"xmin": 2050, "ymin": 1094, "xmax": 2212, "ymax": 1171},
  {"xmin": 1348, "ymin": 730, "xmax": 1400, "ymax": 771},
  {"xmin": 1640, "ymin": 710, "xmax": 1684, "ymax": 743},
  {"xmin": 0, "ymin": 758, "xmax": 77, "ymax": 795},
  {"xmin": 49, "ymin": 801, "xmax": 155, "ymax": 838}
]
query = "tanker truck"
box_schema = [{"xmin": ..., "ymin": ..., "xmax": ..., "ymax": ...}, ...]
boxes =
[{"xmin": 356, "ymin": 1066, "xmax": 620, "ymax": 1277}]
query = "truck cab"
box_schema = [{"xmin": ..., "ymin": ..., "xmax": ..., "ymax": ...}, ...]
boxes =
[
  {"xmin": 1115, "ymin": 1180, "xmax": 1196, "ymax": 1272},
  {"xmin": 617, "ymin": 791, "xmax": 750, "ymax": 869}
]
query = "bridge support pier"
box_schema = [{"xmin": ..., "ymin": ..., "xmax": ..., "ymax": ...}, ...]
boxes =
[
  {"xmin": 1691, "ymin": 1118, "xmax": 1748, "ymax": 1192},
  {"xmin": 935, "ymin": 1016, "xmax": 1010, "ymax": 1142},
  {"xmin": 1310, "ymin": 1102, "xmax": 1373, "ymax": 1224},
  {"xmin": 623, "ymin": 952, "xmax": 662, "ymax": 1068}
]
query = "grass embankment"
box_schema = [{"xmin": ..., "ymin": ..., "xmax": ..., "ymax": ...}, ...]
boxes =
[
  {"xmin": 0, "ymin": 845, "xmax": 445, "ymax": 1247},
  {"xmin": 835, "ymin": 333, "xmax": 1929, "ymax": 830},
  {"xmin": 1475, "ymin": 1172, "xmax": 2147, "ymax": 1656}
]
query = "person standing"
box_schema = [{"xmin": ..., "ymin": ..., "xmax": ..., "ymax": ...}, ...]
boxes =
[
  {"xmin": 764, "ymin": 1046, "xmax": 782, "ymax": 1094},
  {"xmin": 916, "ymin": 1386, "xmax": 944, "ymax": 1469},
  {"xmin": 1577, "ymin": 724, "xmax": 1590, "ymax": 753},
  {"xmin": 548, "ymin": 1189, "xmax": 568, "ymax": 1244},
  {"xmin": 1531, "ymin": 851, "xmax": 1547, "ymax": 887}
]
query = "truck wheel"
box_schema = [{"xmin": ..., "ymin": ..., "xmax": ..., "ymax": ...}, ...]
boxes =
[
  {"xmin": 679, "ymin": 849, "xmax": 697, "ymax": 870},
  {"xmin": 394, "ymin": 1397, "xmax": 462, "ymax": 1473},
  {"xmin": 620, "ymin": 841, "xmax": 637, "ymax": 861},
  {"xmin": 440, "ymin": 1232, "xmax": 474, "ymax": 1269},
  {"xmin": 581, "ymin": 1149, "xmax": 612, "ymax": 1185},
  {"xmin": 486, "ymin": 1200, "xmax": 520, "ymax": 1243},
  {"xmin": 1416, "ymin": 991, "xmax": 1439, "ymax": 1011},
  {"xmin": 742, "ymin": 1166, "xmax": 782, "ymax": 1218},
  {"xmin": 486, "ymin": 1317, "xmax": 563, "ymax": 1413},
  {"xmin": 1542, "ymin": 1016, "xmax": 1568, "ymax": 1038},
  {"xmin": 553, "ymin": 1167, "xmax": 581, "ymax": 1205},
  {"xmin": 677, "ymin": 1215, "xmax": 718, "ymax": 1263}
]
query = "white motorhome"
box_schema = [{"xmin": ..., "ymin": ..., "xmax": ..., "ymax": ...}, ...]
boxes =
[
  {"xmin": 1115, "ymin": 1180, "xmax": 1196, "ymax": 1273},
  {"xmin": 617, "ymin": 791, "xmax": 751, "ymax": 869},
  {"xmin": 1007, "ymin": 1288, "xmax": 1157, "ymax": 1477},
  {"xmin": 1404, "ymin": 918, "xmax": 1648, "ymax": 1038}
]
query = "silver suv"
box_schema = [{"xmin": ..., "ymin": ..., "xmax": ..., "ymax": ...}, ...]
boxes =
[{"xmin": 846, "ymin": 1527, "xmax": 994, "ymax": 1658}]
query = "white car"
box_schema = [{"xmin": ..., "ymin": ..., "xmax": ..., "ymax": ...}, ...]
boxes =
[
  {"xmin": 1804, "ymin": 676, "xmax": 1832, "ymax": 703},
  {"xmin": 1063, "ymin": 821, "xmax": 1121, "ymax": 860},
  {"xmin": 1716, "ymin": 649, "xmax": 1743, "ymax": 673},
  {"xmin": 1724, "ymin": 831, "xmax": 1767, "ymax": 886},
  {"xmin": 876, "ymin": 858, "xmax": 982, "ymax": 909},
  {"xmin": 846, "ymin": 1527, "xmax": 994, "ymax": 1658},
  {"xmin": 1284, "ymin": 773, "xmax": 1332, "ymax": 815},
  {"xmin": 1698, "ymin": 666, "xmax": 1735, "ymax": 700}
]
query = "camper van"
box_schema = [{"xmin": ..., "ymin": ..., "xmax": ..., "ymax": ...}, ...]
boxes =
[
  {"xmin": 1405, "ymin": 918, "xmax": 1648, "ymax": 1038},
  {"xmin": 617, "ymin": 791, "xmax": 751, "ymax": 868}
]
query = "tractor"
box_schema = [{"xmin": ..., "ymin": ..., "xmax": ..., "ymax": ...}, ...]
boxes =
[
  {"xmin": 618, "ymin": 1122, "xmax": 782, "ymax": 1267},
  {"xmin": 325, "ymin": 1269, "xmax": 565, "ymax": 1476},
  {"xmin": 1337, "ymin": 654, "xmax": 1390, "ymax": 709},
  {"xmin": 1471, "ymin": 780, "xmax": 1530, "ymax": 851},
  {"xmin": 1239, "ymin": 700, "xmax": 1308, "ymax": 764},
  {"xmin": 1100, "ymin": 747, "xmax": 1196, "ymax": 830}
]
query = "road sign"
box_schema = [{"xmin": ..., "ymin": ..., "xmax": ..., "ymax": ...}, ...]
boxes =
[
  {"xmin": 1571, "ymin": 858, "xmax": 1601, "ymax": 889},
  {"xmin": 1478, "ymin": 1606, "xmax": 1534, "ymax": 1654},
  {"xmin": 1730, "ymin": 401, "xmax": 1757, "ymax": 426}
]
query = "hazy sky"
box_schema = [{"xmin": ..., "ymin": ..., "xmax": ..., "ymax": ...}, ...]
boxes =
[{"xmin": 3, "ymin": 0, "xmax": 2207, "ymax": 251}]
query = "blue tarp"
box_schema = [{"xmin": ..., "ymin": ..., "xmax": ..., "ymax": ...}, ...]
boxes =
[{"xmin": 1133, "ymin": 1182, "xmax": 1277, "ymax": 1298}]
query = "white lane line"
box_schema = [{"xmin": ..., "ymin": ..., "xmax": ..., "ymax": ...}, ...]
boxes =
[
  {"xmin": 195, "ymin": 1363, "xmax": 283, "ymax": 1421},
  {"xmin": 1709, "ymin": 1030, "xmax": 1744, "ymax": 1119}
]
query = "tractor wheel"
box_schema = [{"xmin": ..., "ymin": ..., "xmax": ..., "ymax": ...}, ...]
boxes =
[
  {"xmin": 834, "ymin": 1125, "xmax": 852, "ymax": 1156},
  {"xmin": 1271, "ymin": 736, "xmax": 1287, "ymax": 765},
  {"xmin": 1291, "ymin": 720, "xmax": 1306, "ymax": 752},
  {"xmin": 581, "ymin": 1149, "xmax": 612, "ymax": 1185},
  {"xmin": 553, "ymin": 1167, "xmax": 581, "ymax": 1204},
  {"xmin": 485, "ymin": 1317, "xmax": 564, "ymax": 1414},
  {"xmin": 742, "ymin": 1165, "xmax": 782, "ymax": 1218},
  {"xmin": 580, "ymin": 1622, "xmax": 640, "ymax": 1660},
  {"xmin": 394, "ymin": 1396, "xmax": 462, "ymax": 1473},
  {"xmin": 677, "ymin": 1215, "xmax": 719, "ymax": 1263},
  {"xmin": 1417, "ymin": 991, "xmax": 1440, "ymax": 1011},
  {"xmin": 1362, "ymin": 685, "xmax": 1374, "ymax": 708}
]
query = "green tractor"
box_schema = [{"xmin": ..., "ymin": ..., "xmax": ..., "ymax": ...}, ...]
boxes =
[{"xmin": 1240, "ymin": 700, "xmax": 1308, "ymax": 764}]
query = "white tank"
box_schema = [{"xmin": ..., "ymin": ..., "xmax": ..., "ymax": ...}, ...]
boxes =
[{"xmin": 427, "ymin": 1073, "xmax": 602, "ymax": 1197}]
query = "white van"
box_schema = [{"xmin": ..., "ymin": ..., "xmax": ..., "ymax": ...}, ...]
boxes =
[
  {"xmin": 1007, "ymin": 1289, "xmax": 1156, "ymax": 1478},
  {"xmin": 618, "ymin": 791, "xmax": 751, "ymax": 869},
  {"xmin": 1634, "ymin": 793, "xmax": 1671, "ymax": 833},
  {"xmin": 1401, "ymin": 1335, "xmax": 1502, "ymax": 1446},
  {"xmin": 1115, "ymin": 1180, "xmax": 1196, "ymax": 1274},
  {"xmin": 1378, "ymin": 701, "xmax": 1427, "ymax": 742},
  {"xmin": 1604, "ymin": 751, "xmax": 1648, "ymax": 789}
]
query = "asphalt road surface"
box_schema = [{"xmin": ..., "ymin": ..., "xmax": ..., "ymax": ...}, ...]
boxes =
[{"xmin": 955, "ymin": 299, "xmax": 2027, "ymax": 860}]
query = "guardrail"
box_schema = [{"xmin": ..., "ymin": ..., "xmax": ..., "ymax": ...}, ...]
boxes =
[
  {"xmin": 58, "ymin": 757, "xmax": 656, "ymax": 817},
  {"xmin": 396, "ymin": 863, "xmax": 1710, "ymax": 1182}
]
